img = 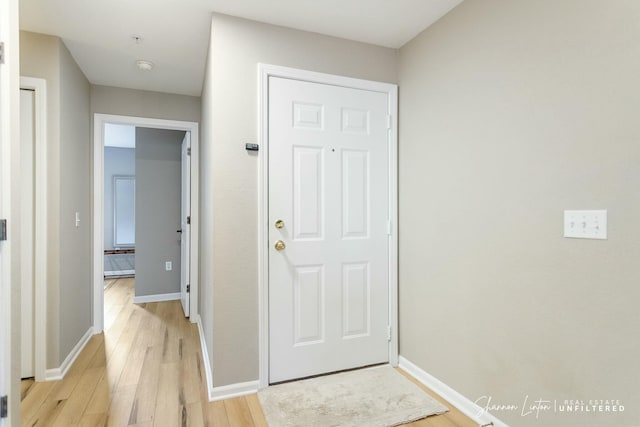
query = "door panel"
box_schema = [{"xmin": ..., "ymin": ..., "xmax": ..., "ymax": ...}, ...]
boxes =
[
  {"xmin": 268, "ymin": 76, "xmax": 390, "ymax": 383},
  {"xmin": 342, "ymin": 149, "xmax": 369, "ymax": 238},
  {"xmin": 294, "ymin": 265, "xmax": 324, "ymax": 345},
  {"xmin": 342, "ymin": 262, "xmax": 370, "ymax": 338},
  {"xmin": 293, "ymin": 146, "xmax": 324, "ymax": 240}
]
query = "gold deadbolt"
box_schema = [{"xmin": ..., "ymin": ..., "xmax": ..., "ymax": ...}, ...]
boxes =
[
  {"xmin": 274, "ymin": 240, "xmax": 286, "ymax": 251},
  {"xmin": 275, "ymin": 219, "xmax": 285, "ymax": 229}
]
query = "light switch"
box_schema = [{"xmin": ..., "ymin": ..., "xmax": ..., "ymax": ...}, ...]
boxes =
[
  {"xmin": 564, "ymin": 210, "xmax": 607, "ymax": 239},
  {"xmin": 75, "ymin": 212, "xmax": 80, "ymax": 228},
  {"xmin": 165, "ymin": 261, "xmax": 172, "ymax": 271}
]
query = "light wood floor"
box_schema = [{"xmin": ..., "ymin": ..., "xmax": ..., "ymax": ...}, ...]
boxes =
[{"xmin": 21, "ymin": 278, "xmax": 476, "ymax": 427}]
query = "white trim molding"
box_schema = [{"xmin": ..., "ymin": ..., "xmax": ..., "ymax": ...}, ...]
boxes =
[
  {"xmin": 20, "ymin": 76, "xmax": 48, "ymax": 382},
  {"xmin": 133, "ymin": 292, "xmax": 180, "ymax": 304},
  {"xmin": 257, "ymin": 63, "xmax": 399, "ymax": 388},
  {"xmin": 210, "ymin": 380, "xmax": 260, "ymax": 402},
  {"xmin": 93, "ymin": 114, "xmax": 200, "ymax": 333},
  {"xmin": 45, "ymin": 327, "xmax": 94, "ymax": 381},
  {"xmin": 195, "ymin": 315, "xmax": 214, "ymax": 400},
  {"xmin": 399, "ymin": 356, "xmax": 509, "ymax": 427},
  {"xmin": 196, "ymin": 314, "xmax": 259, "ymax": 402}
]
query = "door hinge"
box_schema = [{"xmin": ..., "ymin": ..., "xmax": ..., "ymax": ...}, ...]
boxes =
[
  {"xmin": 187, "ymin": 147, "xmax": 191, "ymax": 156},
  {"xmin": 0, "ymin": 219, "xmax": 7, "ymax": 241},
  {"xmin": 0, "ymin": 42, "xmax": 5, "ymax": 65},
  {"xmin": 186, "ymin": 284, "xmax": 190, "ymax": 293},
  {"xmin": 1, "ymin": 395, "xmax": 7, "ymax": 418},
  {"xmin": 186, "ymin": 216, "xmax": 191, "ymax": 225},
  {"xmin": 387, "ymin": 326, "xmax": 392, "ymax": 342},
  {"xmin": 386, "ymin": 115, "xmax": 392, "ymax": 130},
  {"xmin": 387, "ymin": 220, "xmax": 392, "ymax": 236}
]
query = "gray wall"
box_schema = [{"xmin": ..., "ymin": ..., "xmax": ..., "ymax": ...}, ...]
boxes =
[
  {"xmin": 398, "ymin": 1, "xmax": 640, "ymax": 426},
  {"xmin": 58, "ymin": 41, "xmax": 92, "ymax": 361},
  {"xmin": 200, "ymin": 13, "xmax": 398, "ymax": 387},
  {"xmin": 104, "ymin": 147, "xmax": 135, "ymax": 250},
  {"xmin": 135, "ymin": 128, "xmax": 184, "ymax": 297},
  {"xmin": 91, "ymin": 85, "xmax": 200, "ymax": 123},
  {"xmin": 20, "ymin": 31, "xmax": 91, "ymax": 367}
]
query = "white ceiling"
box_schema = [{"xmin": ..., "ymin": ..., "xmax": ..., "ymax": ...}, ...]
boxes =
[{"xmin": 19, "ymin": 0, "xmax": 463, "ymax": 97}]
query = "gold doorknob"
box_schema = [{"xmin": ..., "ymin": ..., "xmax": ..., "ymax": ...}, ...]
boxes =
[
  {"xmin": 275, "ymin": 220, "xmax": 285, "ymax": 229},
  {"xmin": 274, "ymin": 240, "xmax": 286, "ymax": 251}
]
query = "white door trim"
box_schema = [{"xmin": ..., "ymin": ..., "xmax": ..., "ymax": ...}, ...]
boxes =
[
  {"xmin": 93, "ymin": 114, "xmax": 200, "ymax": 332},
  {"xmin": 257, "ymin": 63, "xmax": 398, "ymax": 389},
  {"xmin": 180, "ymin": 132, "xmax": 191, "ymax": 317},
  {"xmin": 20, "ymin": 77, "xmax": 48, "ymax": 381}
]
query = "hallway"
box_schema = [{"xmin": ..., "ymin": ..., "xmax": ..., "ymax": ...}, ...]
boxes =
[
  {"xmin": 20, "ymin": 278, "xmax": 212, "ymax": 425},
  {"xmin": 20, "ymin": 279, "xmax": 473, "ymax": 426}
]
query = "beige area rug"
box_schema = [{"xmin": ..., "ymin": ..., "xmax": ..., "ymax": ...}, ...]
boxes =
[{"xmin": 258, "ymin": 366, "xmax": 448, "ymax": 427}]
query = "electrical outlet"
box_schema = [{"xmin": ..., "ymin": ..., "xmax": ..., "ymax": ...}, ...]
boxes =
[{"xmin": 165, "ymin": 261, "xmax": 172, "ymax": 271}]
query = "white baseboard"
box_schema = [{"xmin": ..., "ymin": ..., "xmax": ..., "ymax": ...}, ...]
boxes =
[
  {"xmin": 133, "ymin": 292, "xmax": 180, "ymax": 304},
  {"xmin": 44, "ymin": 327, "xmax": 94, "ymax": 381},
  {"xmin": 195, "ymin": 315, "xmax": 215, "ymax": 401},
  {"xmin": 399, "ymin": 356, "xmax": 509, "ymax": 427},
  {"xmin": 210, "ymin": 380, "xmax": 260, "ymax": 402},
  {"xmin": 195, "ymin": 315, "xmax": 259, "ymax": 401}
]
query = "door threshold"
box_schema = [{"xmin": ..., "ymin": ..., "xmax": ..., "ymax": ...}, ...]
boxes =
[{"xmin": 269, "ymin": 362, "xmax": 388, "ymax": 386}]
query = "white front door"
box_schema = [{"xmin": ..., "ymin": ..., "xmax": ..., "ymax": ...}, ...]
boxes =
[
  {"xmin": 180, "ymin": 132, "xmax": 191, "ymax": 317},
  {"xmin": 20, "ymin": 89, "xmax": 35, "ymax": 378},
  {"xmin": 268, "ymin": 76, "xmax": 391, "ymax": 383}
]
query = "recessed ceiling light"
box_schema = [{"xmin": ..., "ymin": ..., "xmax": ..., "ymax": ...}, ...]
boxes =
[{"xmin": 135, "ymin": 60, "xmax": 154, "ymax": 71}]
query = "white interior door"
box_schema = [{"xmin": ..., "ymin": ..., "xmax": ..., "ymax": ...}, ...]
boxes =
[
  {"xmin": 1, "ymin": 5, "xmax": 18, "ymax": 421},
  {"xmin": 268, "ymin": 76, "xmax": 390, "ymax": 383},
  {"xmin": 180, "ymin": 132, "xmax": 191, "ymax": 317},
  {"xmin": 0, "ymin": 75, "xmax": 5, "ymax": 427},
  {"xmin": 20, "ymin": 89, "xmax": 35, "ymax": 379}
]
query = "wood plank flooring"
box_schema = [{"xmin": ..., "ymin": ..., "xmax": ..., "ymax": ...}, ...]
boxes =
[{"xmin": 21, "ymin": 278, "xmax": 477, "ymax": 427}]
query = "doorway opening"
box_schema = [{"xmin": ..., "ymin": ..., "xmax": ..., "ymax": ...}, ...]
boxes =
[
  {"xmin": 19, "ymin": 77, "xmax": 47, "ymax": 382},
  {"xmin": 103, "ymin": 123, "xmax": 136, "ymax": 279},
  {"xmin": 93, "ymin": 114, "xmax": 199, "ymax": 333}
]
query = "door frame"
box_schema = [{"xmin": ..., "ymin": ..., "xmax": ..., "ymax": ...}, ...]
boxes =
[
  {"xmin": 257, "ymin": 64, "xmax": 398, "ymax": 388},
  {"xmin": 180, "ymin": 132, "xmax": 191, "ymax": 316},
  {"xmin": 92, "ymin": 114, "xmax": 200, "ymax": 333},
  {"xmin": 20, "ymin": 77, "xmax": 48, "ymax": 381}
]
